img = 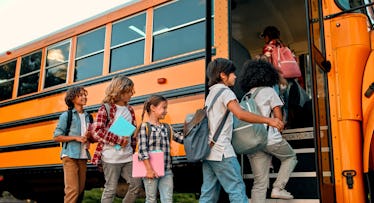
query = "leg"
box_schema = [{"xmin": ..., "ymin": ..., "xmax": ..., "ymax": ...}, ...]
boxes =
[
  {"xmin": 143, "ymin": 177, "xmax": 159, "ymax": 203},
  {"xmin": 199, "ymin": 161, "xmax": 221, "ymax": 203},
  {"xmin": 213, "ymin": 157, "xmax": 248, "ymax": 203},
  {"xmin": 266, "ymin": 139, "xmax": 297, "ymax": 199},
  {"xmin": 247, "ymin": 151, "xmax": 272, "ymax": 203},
  {"xmin": 121, "ymin": 161, "xmax": 142, "ymax": 203},
  {"xmin": 158, "ymin": 170, "xmax": 173, "ymax": 203},
  {"xmin": 62, "ymin": 157, "xmax": 80, "ymax": 203},
  {"xmin": 101, "ymin": 162, "xmax": 122, "ymax": 203},
  {"xmin": 77, "ymin": 159, "xmax": 87, "ymax": 203}
]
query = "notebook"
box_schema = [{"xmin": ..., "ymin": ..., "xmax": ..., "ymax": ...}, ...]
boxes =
[
  {"xmin": 132, "ymin": 151, "xmax": 164, "ymax": 177},
  {"xmin": 108, "ymin": 116, "xmax": 136, "ymax": 137}
]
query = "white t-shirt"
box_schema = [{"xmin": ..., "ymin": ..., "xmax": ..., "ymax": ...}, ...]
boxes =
[
  {"xmin": 79, "ymin": 113, "xmax": 88, "ymax": 159},
  {"xmin": 102, "ymin": 104, "xmax": 133, "ymax": 163},
  {"xmin": 249, "ymin": 87, "xmax": 284, "ymax": 145},
  {"xmin": 205, "ymin": 84, "xmax": 237, "ymax": 161}
]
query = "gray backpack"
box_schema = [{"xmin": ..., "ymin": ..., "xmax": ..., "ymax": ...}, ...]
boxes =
[{"xmin": 232, "ymin": 88, "xmax": 268, "ymax": 154}]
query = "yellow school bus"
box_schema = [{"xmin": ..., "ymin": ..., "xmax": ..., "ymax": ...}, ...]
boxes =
[{"xmin": 0, "ymin": 0, "xmax": 373, "ymax": 202}]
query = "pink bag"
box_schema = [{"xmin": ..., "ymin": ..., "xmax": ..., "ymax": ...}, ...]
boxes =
[{"xmin": 271, "ymin": 45, "xmax": 302, "ymax": 78}]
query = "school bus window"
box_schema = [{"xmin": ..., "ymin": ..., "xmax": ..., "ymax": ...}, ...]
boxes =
[
  {"xmin": 0, "ymin": 60, "xmax": 16, "ymax": 101},
  {"xmin": 152, "ymin": 0, "xmax": 208, "ymax": 61},
  {"xmin": 110, "ymin": 12, "xmax": 146, "ymax": 72},
  {"xmin": 335, "ymin": 0, "xmax": 363, "ymax": 10},
  {"xmin": 74, "ymin": 27, "xmax": 105, "ymax": 82},
  {"xmin": 18, "ymin": 50, "xmax": 42, "ymax": 96},
  {"xmin": 44, "ymin": 42, "xmax": 71, "ymax": 89}
]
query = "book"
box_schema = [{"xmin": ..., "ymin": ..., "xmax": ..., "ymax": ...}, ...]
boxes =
[
  {"xmin": 108, "ymin": 116, "xmax": 136, "ymax": 137},
  {"xmin": 132, "ymin": 151, "xmax": 165, "ymax": 177}
]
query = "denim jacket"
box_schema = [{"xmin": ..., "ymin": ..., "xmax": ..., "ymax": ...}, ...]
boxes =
[{"xmin": 53, "ymin": 109, "xmax": 91, "ymax": 159}]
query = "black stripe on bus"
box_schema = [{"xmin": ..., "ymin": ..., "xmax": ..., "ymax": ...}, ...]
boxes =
[
  {"xmin": 0, "ymin": 84, "xmax": 204, "ymax": 130},
  {"xmin": 0, "ymin": 49, "xmax": 214, "ymax": 108}
]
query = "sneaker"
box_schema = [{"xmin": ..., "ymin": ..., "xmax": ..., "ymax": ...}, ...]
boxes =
[{"xmin": 271, "ymin": 187, "xmax": 294, "ymax": 199}]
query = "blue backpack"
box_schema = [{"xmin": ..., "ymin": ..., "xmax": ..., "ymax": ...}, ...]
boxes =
[{"xmin": 232, "ymin": 87, "xmax": 268, "ymax": 154}]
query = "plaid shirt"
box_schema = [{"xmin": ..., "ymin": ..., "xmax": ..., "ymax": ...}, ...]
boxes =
[
  {"xmin": 138, "ymin": 122, "xmax": 183, "ymax": 171},
  {"xmin": 91, "ymin": 103, "xmax": 136, "ymax": 165}
]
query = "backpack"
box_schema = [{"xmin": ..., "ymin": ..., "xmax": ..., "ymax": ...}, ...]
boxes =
[
  {"xmin": 232, "ymin": 88, "xmax": 268, "ymax": 154},
  {"xmin": 183, "ymin": 88, "xmax": 229, "ymax": 162},
  {"xmin": 271, "ymin": 45, "xmax": 302, "ymax": 79},
  {"xmin": 64, "ymin": 109, "xmax": 94, "ymax": 149}
]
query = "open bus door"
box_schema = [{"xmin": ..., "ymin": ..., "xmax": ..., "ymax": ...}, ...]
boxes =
[{"xmin": 307, "ymin": 0, "xmax": 337, "ymax": 202}]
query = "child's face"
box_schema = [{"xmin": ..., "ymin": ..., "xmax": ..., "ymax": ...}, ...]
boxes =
[
  {"xmin": 222, "ymin": 72, "xmax": 236, "ymax": 87},
  {"xmin": 151, "ymin": 101, "xmax": 168, "ymax": 120},
  {"xmin": 73, "ymin": 90, "xmax": 87, "ymax": 106}
]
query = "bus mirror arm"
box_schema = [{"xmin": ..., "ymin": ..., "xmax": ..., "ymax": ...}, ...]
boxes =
[{"xmin": 364, "ymin": 82, "xmax": 374, "ymax": 98}]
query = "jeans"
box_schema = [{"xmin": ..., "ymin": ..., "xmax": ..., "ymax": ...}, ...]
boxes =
[
  {"xmin": 247, "ymin": 139, "xmax": 297, "ymax": 203},
  {"xmin": 199, "ymin": 157, "xmax": 248, "ymax": 203},
  {"xmin": 101, "ymin": 161, "xmax": 143, "ymax": 203},
  {"xmin": 62, "ymin": 157, "xmax": 87, "ymax": 203},
  {"xmin": 143, "ymin": 170, "xmax": 173, "ymax": 203}
]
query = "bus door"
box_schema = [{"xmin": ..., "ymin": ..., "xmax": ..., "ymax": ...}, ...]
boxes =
[{"xmin": 306, "ymin": 0, "xmax": 335, "ymax": 202}]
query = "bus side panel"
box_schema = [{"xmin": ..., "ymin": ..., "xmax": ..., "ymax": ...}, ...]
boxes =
[
  {"xmin": 329, "ymin": 14, "xmax": 370, "ymax": 203},
  {"xmin": 0, "ymin": 60, "xmax": 205, "ymax": 123}
]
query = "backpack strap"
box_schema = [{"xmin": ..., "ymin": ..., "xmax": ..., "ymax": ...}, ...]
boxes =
[
  {"xmin": 103, "ymin": 103, "xmax": 111, "ymax": 126},
  {"xmin": 206, "ymin": 88, "xmax": 226, "ymax": 112},
  {"xmin": 206, "ymin": 88, "xmax": 230, "ymax": 145},
  {"xmin": 63, "ymin": 109, "xmax": 73, "ymax": 149}
]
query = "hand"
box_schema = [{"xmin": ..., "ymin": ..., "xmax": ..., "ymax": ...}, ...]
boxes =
[
  {"xmin": 145, "ymin": 169, "xmax": 158, "ymax": 179},
  {"xmin": 268, "ymin": 118, "xmax": 284, "ymax": 132},
  {"xmin": 120, "ymin": 139, "xmax": 129, "ymax": 147},
  {"xmin": 76, "ymin": 136, "xmax": 87, "ymax": 143}
]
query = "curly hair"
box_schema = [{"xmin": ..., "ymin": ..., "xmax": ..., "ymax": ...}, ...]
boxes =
[
  {"xmin": 239, "ymin": 60, "xmax": 279, "ymax": 92},
  {"xmin": 207, "ymin": 58, "xmax": 236, "ymax": 87},
  {"xmin": 65, "ymin": 86, "xmax": 87, "ymax": 109},
  {"xmin": 102, "ymin": 75, "xmax": 134, "ymax": 104}
]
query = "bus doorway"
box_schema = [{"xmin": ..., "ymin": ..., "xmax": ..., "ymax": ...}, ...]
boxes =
[{"xmin": 230, "ymin": 0, "xmax": 335, "ymax": 202}]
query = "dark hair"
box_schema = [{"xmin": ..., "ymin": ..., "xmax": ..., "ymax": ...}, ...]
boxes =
[
  {"xmin": 65, "ymin": 86, "xmax": 87, "ymax": 109},
  {"xmin": 262, "ymin": 26, "xmax": 280, "ymax": 41},
  {"xmin": 141, "ymin": 95, "xmax": 167, "ymax": 122},
  {"xmin": 207, "ymin": 58, "xmax": 236, "ymax": 87},
  {"xmin": 239, "ymin": 60, "xmax": 279, "ymax": 92}
]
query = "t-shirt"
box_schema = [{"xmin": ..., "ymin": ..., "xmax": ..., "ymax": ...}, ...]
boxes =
[
  {"xmin": 249, "ymin": 87, "xmax": 284, "ymax": 145},
  {"xmin": 205, "ymin": 83, "xmax": 237, "ymax": 161},
  {"xmin": 101, "ymin": 104, "xmax": 133, "ymax": 163},
  {"xmin": 78, "ymin": 113, "xmax": 88, "ymax": 159}
]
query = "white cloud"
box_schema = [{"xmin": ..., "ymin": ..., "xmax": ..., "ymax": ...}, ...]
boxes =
[{"xmin": 0, "ymin": 0, "xmax": 136, "ymax": 54}]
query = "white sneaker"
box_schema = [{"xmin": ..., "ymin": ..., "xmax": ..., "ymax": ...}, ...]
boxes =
[{"xmin": 271, "ymin": 188, "xmax": 294, "ymax": 199}]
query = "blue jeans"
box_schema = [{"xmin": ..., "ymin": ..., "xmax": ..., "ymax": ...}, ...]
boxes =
[
  {"xmin": 143, "ymin": 169, "xmax": 173, "ymax": 203},
  {"xmin": 101, "ymin": 161, "xmax": 143, "ymax": 203},
  {"xmin": 199, "ymin": 157, "xmax": 248, "ymax": 203}
]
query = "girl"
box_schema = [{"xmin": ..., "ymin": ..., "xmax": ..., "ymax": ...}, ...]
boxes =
[
  {"xmin": 91, "ymin": 75, "xmax": 142, "ymax": 203},
  {"xmin": 137, "ymin": 95, "xmax": 184, "ymax": 203},
  {"xmin": 53, "ymin": 86, "xmax": 92, "ymax": 203},
  {"xmin": 239, "ymin": 60, "xmax": 298, "ymax": 202},
  {"xmin": 199, "ymin": 58, "xmax": 284, "ymax": 203}
]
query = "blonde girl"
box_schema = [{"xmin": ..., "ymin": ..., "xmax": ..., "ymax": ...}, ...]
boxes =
[
  {"xmin": 137, "ymin": 95, "xmax": 184, "ymax": 203},
  {"xmin": 91, "ymin": 75, "xmax": 142, "ymax": 203}
]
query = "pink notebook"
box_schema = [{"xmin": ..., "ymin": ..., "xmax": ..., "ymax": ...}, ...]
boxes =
[{"xmin": 132, "ymin": 151, "xmax": 165, "ymax": 177}]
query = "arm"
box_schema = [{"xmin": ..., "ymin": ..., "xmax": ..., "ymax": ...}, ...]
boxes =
[
  {"xmin": 273, "ymin": 106, "xmax": 283, "ymax": 121},
  {"xmin": 227, "ymin": 99, "xmax": 284, "ymax": 131},
  {"xmin": 53, "ymin": 135, "xmax": 87, "ymax": 143}
]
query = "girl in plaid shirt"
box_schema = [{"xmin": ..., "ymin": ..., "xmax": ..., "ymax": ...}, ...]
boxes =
[
  {"xmin": 91, "ymin": 75, "xmax": 142, "ymax": 203},
  {"xmin": 137, "ymin": 95, "xmax": 184, "ymax": 203}
]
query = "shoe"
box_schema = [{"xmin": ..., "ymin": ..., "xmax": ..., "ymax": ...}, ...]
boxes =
[{"xmin": 271, "ymin": 187, "xmax": 294, "ymax": 199}]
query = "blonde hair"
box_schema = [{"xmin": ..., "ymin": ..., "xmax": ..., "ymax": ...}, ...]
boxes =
[{"xmin": 102, "ymin": 75, "xmax": 134, "ymax": 104}]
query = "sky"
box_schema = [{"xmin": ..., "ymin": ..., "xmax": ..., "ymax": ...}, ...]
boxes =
[{"xmin": 0, "ymin": 0, "xmax": 136, "ymax": 55}]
